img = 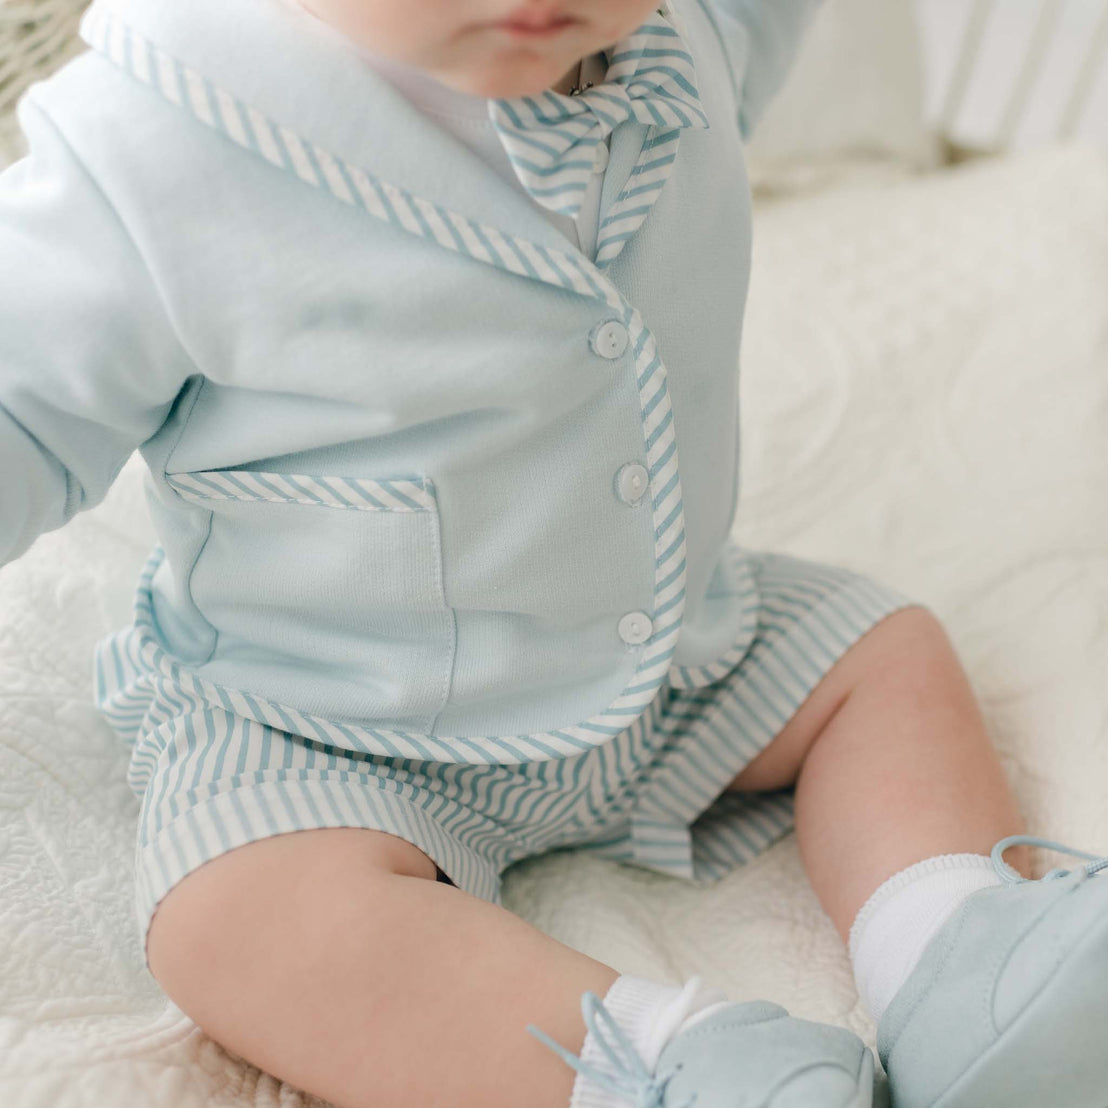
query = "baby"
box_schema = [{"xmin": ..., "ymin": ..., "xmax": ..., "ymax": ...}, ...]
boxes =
[{"xmin": 2, "ymin": 0, "xmax": 1107, "ymax": 1105}]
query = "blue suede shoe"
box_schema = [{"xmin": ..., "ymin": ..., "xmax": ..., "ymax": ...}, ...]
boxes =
[
  {"xmin": 878, "ymin": 835, "xmax": 1108, "ymax": 1108},
  {"xmin": 529, "ymin": 992, "xmax": 875, "ymax": 1107}
]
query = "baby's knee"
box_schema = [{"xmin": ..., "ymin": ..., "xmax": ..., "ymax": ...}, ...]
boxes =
[
  {"xmin": 858, "ymin": 606, "xmax": 967, "ymax": 695},
  {"xmin": 870, "ymin": 605, "xmax": 951, "ymax": 652}
]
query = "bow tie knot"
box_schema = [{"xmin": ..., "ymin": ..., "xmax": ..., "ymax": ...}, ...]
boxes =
[{"xmin": 489, "ymin": 6, "xmax": 709, "ymax": 227}]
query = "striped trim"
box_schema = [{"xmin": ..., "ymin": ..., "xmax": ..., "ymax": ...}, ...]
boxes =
[
  {"xmin": 666, "ymin": 539, "xmax": 759, "ymax": 689},
  {"xmin": 488, "ymin": 6, "xmax": 709, "ymax": 266},
  {"xmin": 594, "ymin": 128, "xmax": 679, "ymax": 268},
  {"xmin": 78, "ymin": 5, "xmax": 610, "ymax": 305},
  {"xmin": 165, "ymin": 470, "xmax": 437, "ymax": 512}
]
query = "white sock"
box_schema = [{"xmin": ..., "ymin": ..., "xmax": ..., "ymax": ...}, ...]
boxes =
[
  {"xmin": 848, "ymin": 853, "xmax": 1004, "ymax": 1023},
  {"xmin": 568, "ymin": 974, "xmax": 731, "ymax": 1108}
]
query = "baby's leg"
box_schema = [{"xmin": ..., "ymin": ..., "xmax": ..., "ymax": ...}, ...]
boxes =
[
  {"xmin": 725, "ymin": 605, "xmax": 1030, "ymax": 942},
  {"xmin": 147, "ymin": 826, "xmax": 618, "ymax": 1108}
]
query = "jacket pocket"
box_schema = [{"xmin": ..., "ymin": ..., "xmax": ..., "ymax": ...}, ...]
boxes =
[{"xmin": 163, "ymin": 468, "xmax": 454, "ymax": 730}]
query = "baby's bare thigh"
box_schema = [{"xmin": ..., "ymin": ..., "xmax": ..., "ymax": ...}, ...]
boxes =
[
  {"xmin": 147, "ymin": 827, "xmax": 438, "ymax": 1023},
  {"xmin": 140, "ymin": 825, "xmax": 597, "ymax": 1108}
]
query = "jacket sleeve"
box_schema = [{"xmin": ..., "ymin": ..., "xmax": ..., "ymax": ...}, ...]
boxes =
[
  {"xmin": 0, "ymin": 93, "xmax": 193, "ymax": 568},
  {"xmin": 700, "ymin": 0, "xmax": 825, "ymax": 141}
]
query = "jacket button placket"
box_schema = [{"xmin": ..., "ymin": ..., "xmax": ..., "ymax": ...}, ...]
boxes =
[{"xmin": 590, "ymin": 317, "xmax": 655, "ymax": 650}]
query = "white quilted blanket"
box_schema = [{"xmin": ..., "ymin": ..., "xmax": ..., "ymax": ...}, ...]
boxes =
[{"xmin": 2, "ymin": 144, "xmax": 1107, "ymax": 1107}]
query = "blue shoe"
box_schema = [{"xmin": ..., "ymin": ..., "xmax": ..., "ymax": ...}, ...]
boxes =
[
  {"xmin": 878, "ymin": 835, "xmax": 1108, "ymax": 1107},
  {"xmin": 529, "ymin": 991, "xmax": 875, "ymax": 1106}
]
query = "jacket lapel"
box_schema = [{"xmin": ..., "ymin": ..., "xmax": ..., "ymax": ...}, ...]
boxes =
[{"xmin": 80, "ymin": 0, "xmax": 616, "ymax": 300}]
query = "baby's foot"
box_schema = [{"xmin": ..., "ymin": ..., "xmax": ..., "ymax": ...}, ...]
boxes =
[
  {"xmin": 530, "ymin": 991, "xmax": 875, "ymax": 1106},
  {"xmin": 877, "ymin": 835, "xmax": 1108, "ymax": 1107}
]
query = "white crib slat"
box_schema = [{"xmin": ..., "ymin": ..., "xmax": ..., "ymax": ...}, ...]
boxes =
[
  {"xmin": 996, "ymin": 0, "xmax": 1065, "ymax": 149},
  {"xmin": 1058, "ymin": 2, "xmax": 1108, "ymax": 139},
  {"xmin": 937, "ymin": 0, "xmax": 997, "ymax": 137}
]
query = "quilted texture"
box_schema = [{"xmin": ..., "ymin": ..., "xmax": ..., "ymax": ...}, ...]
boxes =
[{"xmin": 2, "ymin": 144, "xmax": 1107, "ymax": 1106}]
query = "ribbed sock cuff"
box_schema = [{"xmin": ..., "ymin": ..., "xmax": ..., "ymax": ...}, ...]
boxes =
[
  {"xmin": 848, "ymin": 853, "xmax": 997, "ymax": 961},
  {"xmin": 848, "ymin": 852, "xmax": 1003, "ymax": 1022}
]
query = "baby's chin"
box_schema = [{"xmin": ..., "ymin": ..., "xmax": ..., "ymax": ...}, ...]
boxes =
[{"xmin": 432, "ymin": 58, "xmax": 582, "ymax": 101}]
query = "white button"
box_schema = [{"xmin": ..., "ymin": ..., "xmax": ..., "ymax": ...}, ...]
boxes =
[
  {"xmin": 592, "ymin": 142, "xmax": 610, "ymax": 174},
  {"xmin": 618, "ymin": 611, "xmax": 653, "ymax": 646},
  {"xmin": 615, "ymin": 462, "xmax": 649, "ymax": 506},
  {"xmin": 589, "ymin": 320, "xmax": 629, "ymax": 360}
]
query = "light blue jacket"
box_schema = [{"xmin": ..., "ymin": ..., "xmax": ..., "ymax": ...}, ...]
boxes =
[{"xmin": 0, "ymin": 0, "xmax": 822, "ymax": 760}]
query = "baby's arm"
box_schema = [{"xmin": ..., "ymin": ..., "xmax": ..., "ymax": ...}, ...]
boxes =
[
  {"xmin": 700, "ymin": 0, "xmax": 825, "ymax": 140},
  {"xmin": 0, "ymin": 95, "xmax": 192, "ymax": 568}
]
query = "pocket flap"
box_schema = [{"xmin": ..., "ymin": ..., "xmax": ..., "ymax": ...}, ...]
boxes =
[{"xmin": 165, "ymin": 470, "xmax": 437, "ymax": 512}]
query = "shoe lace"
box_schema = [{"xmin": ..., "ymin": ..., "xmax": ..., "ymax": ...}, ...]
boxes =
[
  {"xmin": 991, "ymin": 834, "xmax": 1108, "ymax": 884},
  {"xmin": 527, "ymin": 991, "xmax": 692, "ymax": 1108}
]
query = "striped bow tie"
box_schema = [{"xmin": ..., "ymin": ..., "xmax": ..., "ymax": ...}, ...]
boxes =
[{"xmin": 488, "ymin": 5, "xmax": 709, "ymax": 231}]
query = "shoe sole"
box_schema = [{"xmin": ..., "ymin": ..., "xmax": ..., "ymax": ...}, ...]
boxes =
[{"xmin": 933, "ymin": 875, "xmax": 1108, "ymax": 1107}]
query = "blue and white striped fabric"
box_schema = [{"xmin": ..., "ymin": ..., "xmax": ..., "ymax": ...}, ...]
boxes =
[
  {"xmin": 489, "ymin": 5, "xmax": 710, "ymax": 267},
  {"xmin": 165, "ymin": 471, "xmax": 437, "ymax": 513},
  {"xmin": 125, "ymin": 549, "xmax": 916, "ymax": 963}
]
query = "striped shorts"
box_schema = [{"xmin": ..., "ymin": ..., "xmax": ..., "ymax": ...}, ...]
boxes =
[{"xmin": 114, "ymin": 550, "xmax": 915, "ymax": 966}]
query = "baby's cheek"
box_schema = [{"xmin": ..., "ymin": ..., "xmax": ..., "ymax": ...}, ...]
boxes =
[{"xmin": 299, "ymin": 0, "xmax": 423, "ymax": 57}]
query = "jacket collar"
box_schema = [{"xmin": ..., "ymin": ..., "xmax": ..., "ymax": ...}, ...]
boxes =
[{"xmin": 78, "ymin": 0, "xmax": 652, "ymax": 268}]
